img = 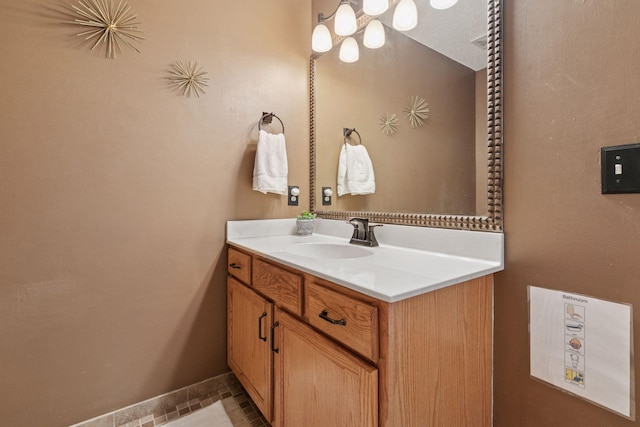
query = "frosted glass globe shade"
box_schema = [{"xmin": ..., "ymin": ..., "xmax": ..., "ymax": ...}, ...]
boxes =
[
  {"xmin": 312, "ymin": 23, "xmax": 332, "ymax": 53},
  {"xmin": 430, "ymin": 0, "xmax": 458, "ymax": 10},
  {"xmin": 363, "ymin": 20, "xmax": 385, "ymax": 49},
  {"xmin": 363, "ymin": 0, "xmax": 388, "ymax": 16},
  {"xmin": 335, "ymin": 3, "xmax": 357, "ymax": 36},
  {"xmin": 339, "ymin": 37, "xmax": 359, "ymax": 63},
  {"xmin": 393, "ymin": 0, "xmax": 418, "ymax": 32}
]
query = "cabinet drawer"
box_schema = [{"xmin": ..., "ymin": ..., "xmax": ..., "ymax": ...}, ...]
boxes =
[
  {"xmin": 253, "ymin": 259, "xmax": 303, "ymax": 317},
  {"xmin": 307, "ymin": 282, "xmax": 379, "ymax": 362},
  {"xmin": 228, "ymin": 248, "xmax": 252, "ymax": 285}
]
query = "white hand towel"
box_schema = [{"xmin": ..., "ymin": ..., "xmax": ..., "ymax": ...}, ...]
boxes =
[
  {"xmin": 337, "ymin": 143, "xmax": 375, "ymax": 196},
  {"xmin": 253, "ymin": 130, "xmax": 288, "ymax": 195}
]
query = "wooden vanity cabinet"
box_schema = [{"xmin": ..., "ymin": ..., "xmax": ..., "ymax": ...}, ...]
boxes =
[
  {"xmin": 227, "ymin": 247, "xmax": 378, "ymax": 426},
  {"xmin": 227, "ymin": 246, "xmax": 493, "ymax": 427}
]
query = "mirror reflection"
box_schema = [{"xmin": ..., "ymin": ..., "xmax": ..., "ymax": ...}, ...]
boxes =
[{"xmin": 313, "ymin": 0, "xmax": 489, "ymax": 216}]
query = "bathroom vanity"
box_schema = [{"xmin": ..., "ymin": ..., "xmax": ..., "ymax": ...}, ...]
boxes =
[{"xmin": 226, "ymin": 219, "xmax": 503, "ymax": 427}]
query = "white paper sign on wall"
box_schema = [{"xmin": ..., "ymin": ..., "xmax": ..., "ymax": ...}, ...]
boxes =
[{"xmin": 528, "ymin": 285, "xmax": 635, "ymax": 420}]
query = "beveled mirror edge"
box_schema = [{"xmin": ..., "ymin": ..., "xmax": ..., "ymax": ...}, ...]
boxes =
[{"xmin": 310, "ymin": 0, "xmax": 503, "ymax": 232}]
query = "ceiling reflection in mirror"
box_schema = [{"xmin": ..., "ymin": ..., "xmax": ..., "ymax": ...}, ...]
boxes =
[{"xmin": 310, "ymin": 0, "xmax": 503, "ymax": 231}]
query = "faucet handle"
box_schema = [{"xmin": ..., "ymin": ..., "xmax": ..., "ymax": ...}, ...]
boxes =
[
  {"xmin": 367, "ymin": 223, "xmax": 382, "ymax": 247},
  {"xmin": 347, "ymin": 218, "xmax": 368, "ymax": 241},
  {"xmin": 347, "ymin": 217, "xmax": 368, "ymax": 225}
]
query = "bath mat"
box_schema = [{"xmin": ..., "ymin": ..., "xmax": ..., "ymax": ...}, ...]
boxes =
[{"xmin": 164, "ymin": 400, "xmax": 233, "ymax": 427}]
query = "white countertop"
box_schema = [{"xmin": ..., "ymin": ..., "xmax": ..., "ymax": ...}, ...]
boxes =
[{"xmin": 226, "ymin": 218, "xmax": 504, "ymax": 302}]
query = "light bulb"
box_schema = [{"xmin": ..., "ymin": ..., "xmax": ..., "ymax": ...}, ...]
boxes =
[
  {"xmin": 339, "ymin": 37, "xmax": 359, "ymax": 63},
  {"xmin": 312, "ymin": 22, "xmax": 332, "ymax": 53},
  {"xmin": 363, "ymin": 19, "xmax": 385, "ymax": 49},
  {"xmin": 393, "ymin": 0, "xmax": 418, "ymax": 32},
  {"xmin": 335, "ymin": 2, "xmax": 357, "ymax": 36},
  {"xmin": 430, "ymin": 0, "xmax": 458, "ymax": 10},
  {"xmin": 363, "ymin": 0, "xmax": 388, "ymax": 16}
]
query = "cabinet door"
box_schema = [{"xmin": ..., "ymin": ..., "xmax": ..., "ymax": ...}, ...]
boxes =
[
  {"xmin": 273, "ymin": 309, "xmax": 378, "ymax": 427},
  {"xmin": 227, "ymin": 277, "xmax": 273, "ymax": 421}
]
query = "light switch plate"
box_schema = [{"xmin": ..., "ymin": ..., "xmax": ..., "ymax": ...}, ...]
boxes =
[
  {"xmin": 288, "ymin": 185, "xmax": 299, "ymax": 206},
  {"xmin": 322, "ymin": 186, "xmax": 332, "ymax": 206},
  {"xmin": 601, "ymin": 143, "xmax": 640, "ymax": 194}
]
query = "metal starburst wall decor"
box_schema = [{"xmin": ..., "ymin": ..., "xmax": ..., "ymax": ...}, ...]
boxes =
[
  {"xmin": 379, "ymin": 112, "xmax": 398, "ymax": 136},
  {"xmin": 70, "ymin": 0, "xmax": 144, "ymax": 59},
  {"xmin": 168, "ymin": 60, "xmax": 210, "ymax": 97},
  {"xmin": 404, "ymin": 96, "xmax": 430, "ymax": 128}
]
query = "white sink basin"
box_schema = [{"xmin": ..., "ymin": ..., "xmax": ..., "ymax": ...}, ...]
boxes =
[{"xmin": 285, "ymin": 242, "xmax": 373, "ymax": 259}]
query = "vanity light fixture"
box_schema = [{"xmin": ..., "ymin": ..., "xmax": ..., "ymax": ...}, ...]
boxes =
[
  {"xmin": 339, "ymin": 36, "xmax": 359, "ymax": 63},
  {"xmin": 363, "ymin": 0, "xmax": 389, "ymax": 16},
  {"xmin": 312, "ymin": 0, "xmax": 421, "ymax": 57},
  {"xmin": 429, "ymin": 0, "xmax": 458, "ymax": 10},
  {"xmin": 312, "ymin": 0, "xmax": 357, "ymax": 53},
  {"xmin": 392, "ymin": 0, "xmax": 418, "ymax": 32},
  {"xmin": 363, "ymin": 19, "xmax": 385, "ymax": 49}
]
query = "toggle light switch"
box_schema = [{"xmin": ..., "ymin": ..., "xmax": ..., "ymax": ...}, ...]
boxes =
[{"xmin": 601, "ymin": 143, "xmax": 640, "ymax": 193}]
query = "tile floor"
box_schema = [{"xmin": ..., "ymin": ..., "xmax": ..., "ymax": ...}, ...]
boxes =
[
  {"xmin": 115, "ymin": 375, "xmax": 270, "ymax": 427},
  {"xmin": 71, "ymin": 373, "xmax": 270, "ymax": 427}
]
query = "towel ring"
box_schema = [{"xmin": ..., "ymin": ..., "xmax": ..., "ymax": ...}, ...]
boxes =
[
  {"xmin": 259, "ymin": 112, "xmax": 285, "ymax": 134},
  {"xmin": 343, "ymin": 127, "xmax": 362, "ymax": 145}
]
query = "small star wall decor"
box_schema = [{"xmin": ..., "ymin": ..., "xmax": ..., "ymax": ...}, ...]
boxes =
[
  {"xmin": 167, "ymin": 60, "xmax": 210, "ymax": 97},
  {"xmin": 379, "ymin": 112, "xmax": 398, "ymax": 136},
  {"xmin": 404, "ymin": 96, "xmax": 430, "ymax": 128},
  {"xmin": 69, "ymin": 0, "xmax": 144, "ymax": 59}
]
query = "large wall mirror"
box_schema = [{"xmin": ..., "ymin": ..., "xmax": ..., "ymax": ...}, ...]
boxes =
[{"xmin": 310, "ymin": 0, "xmax": 502, "ymax": 231}]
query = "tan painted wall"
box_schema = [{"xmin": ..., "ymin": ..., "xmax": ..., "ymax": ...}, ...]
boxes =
[
  {"xmin": 6, "ymin": 1, "xmax": 640, "ymax": 426},
  {"xmin": 495, "ymin": 1, "xmax": 640, "ymax": 425},
  {"xmin": 0, "ymin": 1, "xmax": 310, "ymax": 426}
]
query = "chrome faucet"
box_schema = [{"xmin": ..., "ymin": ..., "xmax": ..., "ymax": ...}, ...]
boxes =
[{"xmin": 347, "ymin": 218, "xmax": 383, "ymax": 247}]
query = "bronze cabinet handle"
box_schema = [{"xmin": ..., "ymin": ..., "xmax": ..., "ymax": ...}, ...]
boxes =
[
  {"xmin": 319, "ymin": 310, "xmax": 346, "ymax": 326},
  {"xmin": 229, "ymin": 263, "xmax": 241, "ymax": 269},
  {"xmin": 270, "ymin": 322, "xmax": 280, "ymax": 353},
  {"xmin": 258, "ymin": 312, "xmax": 267, "ymax": 342}
]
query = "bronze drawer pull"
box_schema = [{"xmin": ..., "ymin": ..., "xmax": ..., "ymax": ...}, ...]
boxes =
[
  {"xmin": 229, "ymin": 263, "xmax": 241, "ymax": 269},
  {"xmin": 258, "ymin": 312, "xmax": 267, "ymax": 342},
  {"xmin": 270, "ymin": 321, "xmax": 280, "ymax": 353},
  {"xmin": 319, "ymin": 310, "xmax": 347, "ymax": 326}
]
